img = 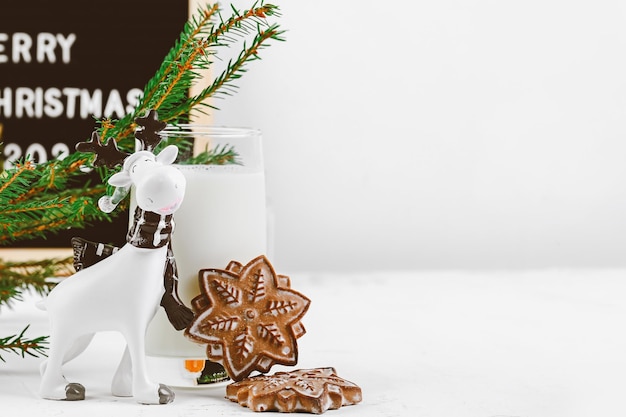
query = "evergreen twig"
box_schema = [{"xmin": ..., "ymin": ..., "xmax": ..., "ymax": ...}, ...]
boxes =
[
  {"xmin": 179, "ymin": 144, "xmax": 240, "ymax": 166},
  {"xmin": 0, "ymin": 326, "xmax": 48, "ymax": 362},
  {"xmin": 0, "ymin": 256, "xmax": 73, "ymax": 307},
  {"xmin": 96, "ymin": 1, "xmax": 283, "ymax": 153}
]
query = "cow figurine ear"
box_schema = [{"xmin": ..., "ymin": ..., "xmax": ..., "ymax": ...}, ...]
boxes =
[
  {"xmin": 108, "ymin": 171, "xmax": 133, "ymax": 188},
  {"xmin": 156, "ymin": 145, "xmax": 179, "ymax": 166},
  {"xmin": 98, "ymin": 172, "xmax": 132, "ymax": 213}
]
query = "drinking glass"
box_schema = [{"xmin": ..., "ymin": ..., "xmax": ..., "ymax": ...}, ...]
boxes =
[{"xmin": 144, "ymin": 125, "xmax": 268, "ymax": 387}]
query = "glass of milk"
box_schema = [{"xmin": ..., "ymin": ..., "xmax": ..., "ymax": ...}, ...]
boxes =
[{"xmin": 144, "ymin": 125, "xmax": 267, "ymax": 387}]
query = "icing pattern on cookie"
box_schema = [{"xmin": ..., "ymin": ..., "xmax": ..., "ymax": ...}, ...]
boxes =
[
  {"xmin": 225, "ymin": 367, "xmax": 362, "ymax": 414},
  {"xmin": 185, "ymin": 255, "xmax": 310, "ymax": 381}
]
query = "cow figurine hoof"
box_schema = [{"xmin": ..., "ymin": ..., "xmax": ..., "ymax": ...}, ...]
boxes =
[
  {"xmin": 65, "ymin": 383, "xmax": 85, "ymax": 401},
  {"xmin": 158, "ymin": 384, "xmax": 175, "ymax": 404}
]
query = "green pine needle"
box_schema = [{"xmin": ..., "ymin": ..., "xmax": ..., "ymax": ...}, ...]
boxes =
[
  {"xmin": 0, "ymin": 256, "xmax": 73, "ymax": 307},
  {"xmin": 0, "ymin": 325, "xmax": 48, "ymax": 362},
  {"xmin": 179, "ymin": 144, "xmax": 240, "ymax": 165}
]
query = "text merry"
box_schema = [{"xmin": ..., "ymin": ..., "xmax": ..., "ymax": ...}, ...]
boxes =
[{"xmin": 0, "ymin": 33, "xmax": 76, "ymax": 64}]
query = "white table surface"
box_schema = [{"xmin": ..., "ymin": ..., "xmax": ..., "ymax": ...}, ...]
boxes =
[{"xmin": 2, "ymin": 268, "xmax": 626, "ymax": 416}]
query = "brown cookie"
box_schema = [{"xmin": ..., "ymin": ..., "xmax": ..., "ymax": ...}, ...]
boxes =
[
  {"xmin": 185, "ymin": 255, "xmax": 310, "ymax": 381},
  {"xmin": 226, "ymin": 367, "xmax": 362, "ymax": 414}
]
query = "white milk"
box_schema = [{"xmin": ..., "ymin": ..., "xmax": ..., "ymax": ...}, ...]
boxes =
[{"xmin": 145, "ymin": 164, "xmax": 267, "ymax": 358}]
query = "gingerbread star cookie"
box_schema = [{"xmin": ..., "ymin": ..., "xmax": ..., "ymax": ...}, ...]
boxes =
[
  {"xmin": 185, "ymin": 255, "xmax": 310, "ymax": 381},
  {"xmin": 226, "ymin": 367, "xmax": 362, "ymax": 414}
]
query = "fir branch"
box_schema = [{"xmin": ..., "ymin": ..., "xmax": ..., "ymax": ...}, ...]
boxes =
[
  {"xmin": 0, "ymin": 286, "xmax": 21, "ymax": 306},
  {"xmin": 169, "ymin": 7, "xmax": 285, "ymax": 120},
  {"xmin": 185, "ymin": 23, "xmax": 284, "ymax": 115},
  {"xmin": 0, "ymin": 195, "xmax": 109, "ymax": 243},
  {"xmin": 0, "ymin": 159, "xmax": 111, "ymax": 243},
  {"xmin": 13, "ymin": 156, "xmax": 92, "ymax": 204},
  {"xmin": 131, "ymin": 4, "xmax": 221, "ymax": 127},
  {"xmin": 0, "ymin": 256, "xmax": 72, "ymax": 306},
  {"xmin": 99, "ymin": 2, "xmax": 283, "ymax": 152},
  {"xmin": 1, "ymin": 200, "xmax": 65, "ymax": 217},
  {"xmin": 0, "ymin": 152, "xmax": 113, "ymax": 246},
  {"xmin": 95, "ymin": 5, "xmax": 221, "ymax": 147},
  {"xmin": 0, "ymin": 325, "xmax": 48, "ymax": 362},
  {"xmin": 1, "ymin": 153, "xmax": 95, "ymax": 210},
  {"xmin": 0, "ymin": 161, "xmax": 36, "ymax": 201},
  {"xmin": 179, "ymin": 144, "xmax": 240, "ymax": 165}
]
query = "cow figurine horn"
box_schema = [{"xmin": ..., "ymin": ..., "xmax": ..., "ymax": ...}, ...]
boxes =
[
  {"xmin": 76, "ymin": 131, "xmax": 130, "ymax": 169},
  {"xmin": 134, "ymin": 109, "xmax": 167, "ymax": 152},
  {"xmin": 76, "ymin": 110, "xmax": 169, "ymax": 213}
]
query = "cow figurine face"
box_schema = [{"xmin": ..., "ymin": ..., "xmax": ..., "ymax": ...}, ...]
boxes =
[{"xmin": 109, "ymin": 146, "xmax": 186, "ymax": 215}]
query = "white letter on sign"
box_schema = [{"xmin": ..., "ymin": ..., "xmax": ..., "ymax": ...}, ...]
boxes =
[
  {"xmin": 37, "ymin": 33, "xmax": 56, "ymax": 63},
  {"xmin": 56, "ymin": 33, "xmax": 76, "ymax": 64},
  {"xmin": 13, "ymin": 32, "xmax": 32, "ymax": 63},
  {"xmin": 0, "ymin": 33, "xmax": 8, "ymax": 63}
]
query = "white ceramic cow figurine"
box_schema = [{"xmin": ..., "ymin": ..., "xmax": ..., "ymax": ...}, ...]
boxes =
[{"xmin": 38, "ymin": 110, "xmax": 187, "ymax": 404}]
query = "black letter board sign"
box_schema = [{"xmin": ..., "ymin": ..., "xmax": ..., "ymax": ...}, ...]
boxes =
[{"xmin": 0, "ymin": 0, "xmax": 188, "ymax": 247}]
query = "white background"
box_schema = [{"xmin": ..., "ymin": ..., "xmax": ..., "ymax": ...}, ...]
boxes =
[{"xmin": 210, "ymin": 0, "xmax": 626, "ymax": 272}]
